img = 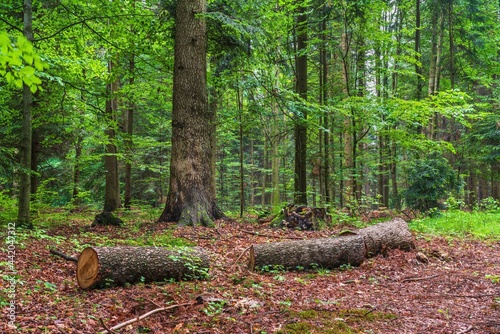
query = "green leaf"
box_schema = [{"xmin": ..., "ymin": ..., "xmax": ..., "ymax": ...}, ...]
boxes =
[
  {"xmin": 23, "ymin": 54, "xmax": 33, "ymax": 65},
  {"xmin": 20, "ymin": 66, "xmax": 35, "ymax": 76}
]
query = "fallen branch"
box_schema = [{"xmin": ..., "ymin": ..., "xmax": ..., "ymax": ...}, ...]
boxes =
[
  {"xmin": 402, "ymin": 274, "xmax": 439, "ymax": 282},
  {"xmin": 456, "ymin": 325, "xmax": 474, "ymax": 334},
  {"xmin": 99, "ymin": 302, "xmax": 193, "ymax": 334},
  {"xmin": 49, "ymin": 249, "xmax": 78, "ymax": 263}
]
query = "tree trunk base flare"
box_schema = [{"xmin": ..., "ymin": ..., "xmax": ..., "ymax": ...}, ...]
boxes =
[
  {"xmin": 249, "ymin": 218, "xmax": 415, "ymax": 271},
  {"xmin": 91, "ymin": 211, "xmax": 123, "ymax": 227},
  {"xmin": 160, "ymin": 201, "xmax": 226, "ymax": 227},
  {"xmin": 76, "ymin": 246, "xmax": 209, "ymax": 289},
  {"xmin": 270, "ymin": 204, "xmax": 331, "ymax": 230}
]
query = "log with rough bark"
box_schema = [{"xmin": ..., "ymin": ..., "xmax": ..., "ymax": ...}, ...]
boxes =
[
  {"xmin": 248, "ymin": 234, "xmax": 366, "ymax": 271},
  {"xmin": 357, "ymin": 218, "xmax": 415, "ymax": 256},
  {"xmin": 248, "ymin": 218, "xmax": 414, "ymax": 271},
  {"xmin": 76, "ymin": 246, "xmax": 209, "ymax": 289}
]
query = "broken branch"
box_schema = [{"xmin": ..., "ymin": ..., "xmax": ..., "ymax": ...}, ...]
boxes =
[{"xmin": 49, "ymin": 249, "xmax": 78, "ymax": 262}]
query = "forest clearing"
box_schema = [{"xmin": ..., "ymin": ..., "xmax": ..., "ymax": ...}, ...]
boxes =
[
  {"xmin": 2, "ymin": 0, "xmax": 500, "ymax": 332},
  {"xmin": 1, "ymin": 209, "xmax": 499, "ymax": 333}
]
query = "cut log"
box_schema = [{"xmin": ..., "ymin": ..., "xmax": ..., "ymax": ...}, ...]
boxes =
[
  {"xmin": 248, "ymin": 234, "xmax": 366, "ymax": 271},
  {"xmin": 357, "ymin": 218, "xmax": 415, "ymax": 257},
  {"xmin": 76, "ymin": 246, "xmax": 209, "ymax": 289},
  {"xmin": 248, "ymin": 218, "xmax": 414, "ymax": 271}
]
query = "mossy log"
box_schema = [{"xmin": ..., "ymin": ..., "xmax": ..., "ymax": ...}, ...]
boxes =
[
  {"xmin": 76, "ymin": 246, "xmax": 209, "ymax": 289},
  {"xmin": 249, "ymin": 218, "xmax": 414, "ymax": 271}
]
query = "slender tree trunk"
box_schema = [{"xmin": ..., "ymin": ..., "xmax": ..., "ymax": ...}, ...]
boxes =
[
  {"xmin": 124, "ymin": 55, "xmax": 135, "ymax": 209},
  {"xmin": 160, "ymin": 0, "xmax": 224, "ymax": 226},
  {"xmin": 17, "ymin": 0, "xmax": 34, "ymax": 228},
  {"xmin": 72, "ymin": 135, "xmax": 83, "ymax": 203},
  {"xmin": 448, "ymin": 0, "xmax": 455, "ymax": 90},
  {"xmin": 103, "ymin": 60, "xmax": 121, "ymax": 212},
  {"xmin": 262, "ymin": 138, "xmax": 268, "ymax": 207},
  {"xmin": 209, "ymin": 86, "xmax": 219, "ymax": 202},
  {"xmin": 341, "ymin": 28, "xmax": 354, "ymax": 208},
  {"xmin": 271, "ymin": 81, "xmax": 281, "ymax": 208},
  {"xmin": 30, "ymin": 128, "xmax": 40, "ymax": 196},
  {"xmin": 428, "ymin": 1, "xmax": 439, "ymax": 97},
  {"xmin": 294, "ymin": 0, "xmax": 308, "ymax": 205},
  {"xmin": 415, "ymin": 0, "xmax": 423, "ymax": 100},
  {"xmin": 238, "ymin": 86, "xmax": 244, "ymax": 217},
  {"xmin": 390, "ymin": 141, "xmax": 399, "ymax": 209}
]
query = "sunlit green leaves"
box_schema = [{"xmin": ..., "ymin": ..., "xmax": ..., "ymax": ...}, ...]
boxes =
[{"xmin": 0, "ymin": 31, "xmax": 47, "ymax": 92}]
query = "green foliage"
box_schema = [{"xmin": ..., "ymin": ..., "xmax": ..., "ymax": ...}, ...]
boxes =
[
  {"xmin": 404, "ymin": 154, "xmax": 460, "ymax": 213},
  {"xmin": 0, "ymin": 32, "xmax": 47, "ymax": 92},
  {"xmin": 168, "ymin": 247, "xmax": 209, "ymax": 280},
  {"xmin": 410, "ymin": 210, "xmax": 500, "ymax": 240}
]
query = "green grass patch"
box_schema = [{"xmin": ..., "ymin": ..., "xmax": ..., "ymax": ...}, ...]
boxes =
[
  {"xmin": 410, "ymin": 210, "xmax": 500, "ymax": 240},
  {"xmin": 276, "ymin": 308, "xmax": 396, "ymax": 334}
]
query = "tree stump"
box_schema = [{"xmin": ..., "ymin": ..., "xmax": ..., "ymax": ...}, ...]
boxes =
[
  {"xmin": 76, "ymin": 246, "xmax": 209, "ymax": 289},
  {"xmin": 249, "ymin": 218, "xmax": 415, "ymax": 271},
  {"xmin": 91, "ymin": 211, "xmax": 123, "ymax": 227}
]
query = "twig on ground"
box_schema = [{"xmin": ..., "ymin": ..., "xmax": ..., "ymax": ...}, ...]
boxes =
[
  {"xmin": 49, "ymin": 249, "xmax": 78, "ymax": 262},
  {"xmin": 402, "ymin": 274, "xmax": 439, "ymax": 282},
  {"xmin": 98, "ymin": 318, "xmax": 117, "ymax": 334},
  {"xmin": 456, "ymin": 325, "xmax": 474, "ymax": 334},
  {"xmin": 99, "ymin": 302, "xmax": 193, "ymax": 334}
]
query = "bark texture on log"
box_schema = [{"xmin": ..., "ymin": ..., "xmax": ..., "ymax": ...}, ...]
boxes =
[
  {"xmin": 358, "ymin": 218, "xmax": 415, "ymax": 257},
  {"xmin": 248, "ymin": 234, "xmax": 366, "ymax": 271},
  {"xmin": 249, "ymin": 218, "xmax": 414, "ymax": 271},
  {"xmin": 76, "ymin": 246, "xmax": 209, "ymax": 289}
]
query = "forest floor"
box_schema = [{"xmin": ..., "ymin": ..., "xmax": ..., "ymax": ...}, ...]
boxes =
[{"xmin": 1, "ymin": 212, "xmax": 500, "ymax": 334}]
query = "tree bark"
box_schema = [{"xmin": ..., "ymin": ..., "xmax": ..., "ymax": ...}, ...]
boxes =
[
  {"xmin": 76, "ymin": 246, "xmax": 209, "ymax": 289},
  {"xmin": 159, "ymin": 0, "xmax": 224, "ymax": 226},
  {"xmin": 124, "ymin": 54, "xmax": 135, "ymax": 209},
  {"xmin": 357, "ymin": 218, "xmax": 415, "ymax": 256},
  {"xmin": 17, "ymin": 0, "xmax": 34, "ymax": 229},
  {"xmin": 249, "ymin": 234, "xmax": 366, "ymax": 271},
  {"xmin": 103, "ymin": 59, "xmax": 121, "ymax": 212},
  {"xmin": 294, "ymin": 0, "xmax": 308, "ymax": 205},
  {"xmin": 249, "ymin": 218, "xmax": 414, "ymax": 271},
  {"xmin": 414, "ymin": 0, "xmax": 423, "ymax": 100}
]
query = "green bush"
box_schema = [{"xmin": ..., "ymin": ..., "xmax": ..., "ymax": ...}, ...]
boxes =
[{"xmin": 404, "ymin": 154, "xmax": 459, "ymax": 213}]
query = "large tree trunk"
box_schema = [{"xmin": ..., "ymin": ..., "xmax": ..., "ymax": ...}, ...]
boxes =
[
  {"xmin": 17, "ymin": 0, "xmax": 34, "ymax": 229},
  {"xmin": 76, "ymin": 246, "xmax": 209, "ymax": 289},
  {"xmin": 159, "ymin": 0, "xmax": 224, "ymax": 226},
  {"xmin": 249, "ymin": 218, "xmax": 414, "ymax": 271}
]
